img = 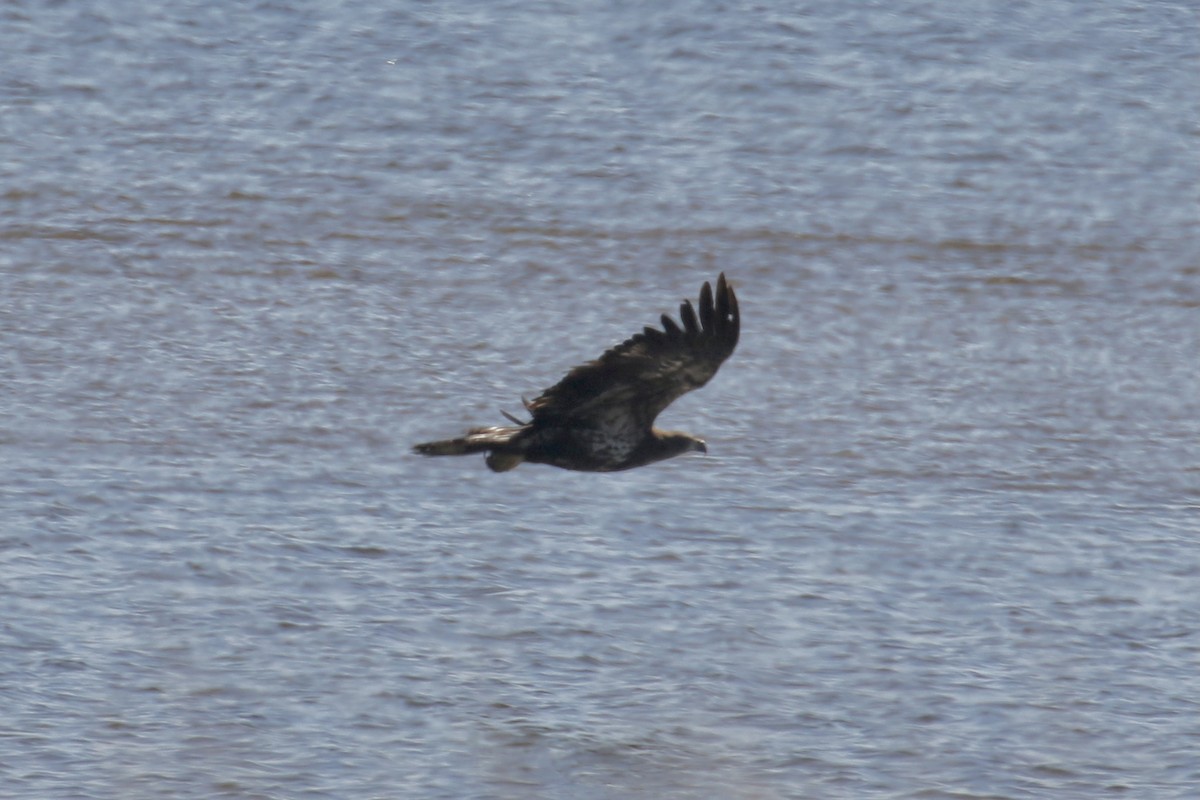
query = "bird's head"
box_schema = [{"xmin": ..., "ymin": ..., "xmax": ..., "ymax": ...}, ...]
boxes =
[{"xmin": 654, "ymin": 430, "xmax": 707, "ymax": 459}]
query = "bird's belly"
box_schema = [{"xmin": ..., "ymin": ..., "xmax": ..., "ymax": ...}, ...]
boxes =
[
  {"xmin": 521, "ymin": 419, "xmax": 641, "ymax": 471},
  {"xmin": 573, "ymin": 426, "xmax": 638, "ymax": 464}
]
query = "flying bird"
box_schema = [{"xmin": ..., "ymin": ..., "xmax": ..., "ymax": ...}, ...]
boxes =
[{"xmin": 414, "ymin": 273, "xmax": 739, "ymax": 472}]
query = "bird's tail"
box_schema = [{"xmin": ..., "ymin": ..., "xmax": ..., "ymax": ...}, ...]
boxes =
[{"xmin": 413, "ymin": 426, "xmax": 525, "ymax": 471}]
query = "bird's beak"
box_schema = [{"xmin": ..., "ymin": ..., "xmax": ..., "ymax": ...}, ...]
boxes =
[{"xmin": 693, "ymin": 440, "xmax": 708, "ymax": 454}]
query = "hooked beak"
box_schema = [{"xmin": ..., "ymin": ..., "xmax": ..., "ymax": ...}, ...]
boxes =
[{"xmin": 693, "ymin": 439, "xmax": 708, "ymax": 454}]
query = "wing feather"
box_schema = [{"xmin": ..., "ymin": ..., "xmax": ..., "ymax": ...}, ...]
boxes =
[
  {"xmin": 526, "ymin": 274, "xmax": 740, "ymax": 427},
  {"xmin": 698, "ymin": 281, "xmax": 715, "ymax": 334},
  {"xmin": 679, "ymin": 299, "xmax": 700, "ymax": 335},
  {"xmin": 641, "ymin": 326, "xmax": 666, "ymax": 344}
]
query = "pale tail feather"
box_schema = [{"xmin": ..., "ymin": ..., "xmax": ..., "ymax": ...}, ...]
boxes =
[{"xmin": 412, "ymin": 424, "xmax": 520, "ymax": 462}]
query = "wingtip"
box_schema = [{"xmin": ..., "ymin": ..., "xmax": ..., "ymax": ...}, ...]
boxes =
[
  {"xmin": 678, "ymin": 296, "xmax": 700, "ymax": 334},
  {"xmin": 697, "ymin": 280, "xmax": 716, "ymax": 334},
  {"xmin": 713, "ymin": 272, "xmax": 738, "ymax": 351},
  {"xmin": 671, "ymin": 274, "xmax": 738, "ymax": 343}
]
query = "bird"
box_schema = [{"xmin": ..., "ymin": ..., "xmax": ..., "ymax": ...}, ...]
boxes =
[{"xmin": 413, "ymin": 274, "xmax": 739, "ymax": 472}]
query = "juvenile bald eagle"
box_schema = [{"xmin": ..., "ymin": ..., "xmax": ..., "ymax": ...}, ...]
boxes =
[{"xmin": 414, "ymin": 274, "xmax": 739, "ymax": 472}]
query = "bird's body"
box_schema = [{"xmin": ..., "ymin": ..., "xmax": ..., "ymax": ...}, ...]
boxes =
[{"xmin": 414, "ymin": 274, "xmax": 739, "ymax": 472}]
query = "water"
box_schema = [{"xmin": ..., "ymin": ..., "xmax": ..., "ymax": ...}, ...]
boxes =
[{"xmin": 3, "ymin": 1, "xmax": 1198, "ymax": 797}]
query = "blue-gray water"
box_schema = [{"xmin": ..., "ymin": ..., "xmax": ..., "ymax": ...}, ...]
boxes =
[{"xmin": 3, "ymin": 1, "xmax": 1198, "ymax": 798}]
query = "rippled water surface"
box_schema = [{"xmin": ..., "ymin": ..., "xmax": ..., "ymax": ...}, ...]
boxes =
[{"xmin": 3, "ymin": 1, "xmax": 1198, "ymax": 798}]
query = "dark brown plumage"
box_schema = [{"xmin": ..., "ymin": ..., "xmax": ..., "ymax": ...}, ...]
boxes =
[{"xmin": 414, "ymin": 274, "xmax": 739, "ymax": 472}]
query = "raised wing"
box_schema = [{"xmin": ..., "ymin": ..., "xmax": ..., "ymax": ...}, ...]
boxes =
[{"xmin": 527, "ymin": 273, "xmax": 739, "ymax": 427}]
